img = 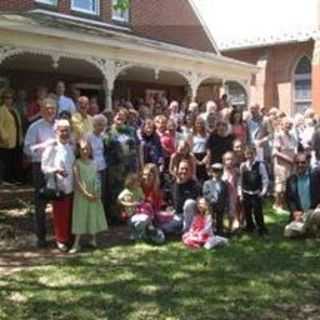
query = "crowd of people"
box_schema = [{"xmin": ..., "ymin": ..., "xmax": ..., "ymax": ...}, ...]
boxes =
[{"xmin": 1, "ymin": 80, "xmax": 320, "ymax": 253}]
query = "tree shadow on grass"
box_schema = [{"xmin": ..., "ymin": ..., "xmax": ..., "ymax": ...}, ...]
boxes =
[{"xmin": 1, "ymin": 207, "xmax": 320, "ymax": 319}]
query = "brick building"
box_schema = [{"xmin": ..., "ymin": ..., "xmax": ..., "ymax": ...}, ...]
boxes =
[
  {"xmin": 0, "ymin": 0, "xmax": 257, "ymax": 109},
  {"xmin": 196, "ymin": 0, "xmax": 320, "ymax": 115}
]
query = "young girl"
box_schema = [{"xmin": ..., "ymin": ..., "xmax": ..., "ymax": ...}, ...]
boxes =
[
  {"xmin": 70, "ymin": 139, "xmax": 108, "ymax": 253},
  {"xmin": 182, "ymin": 198, "xmax": 229, "ymax": 249},
  {"xmin": 222, "ymin": 151, "xmax": 241, "ymax": 231},
  {"xmin": 118, "ymin": 173, "xmax": 165, "ymax": 243},
  {"xmin": 141, "ymin": 163, "xmax": 175, "ymax": 227}
]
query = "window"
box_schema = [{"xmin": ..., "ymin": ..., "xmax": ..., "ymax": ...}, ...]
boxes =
[
  {"xmin": 225, "ymin": 81, "xmax": 248, "ymax": 109},
  {"xmin": 71, "ymin": 0, "xmax": 99, "ymax": 15},
  {"xmin": 293, "ymin": 56, "xmax": 311, "ymax": 114},
  {"xmin": 35, "ymin": 0, "xmax": 57, "ymax": 5},
  {"xmin": 112, "ymin": 0, "xmax": 130, "ymax": 23}
]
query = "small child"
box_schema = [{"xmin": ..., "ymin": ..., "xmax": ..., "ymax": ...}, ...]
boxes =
[
  {"xmin": 118, "ymin": 173, "xmax": 165, "ymax": 243},
  {"xmin": 203, "ymin": 163, "xmax": 229, "ymax": 235},
  {"xmin": 222, "ymin": 151, "xmax": 240, "ymax": 231},
  {"xmin": 71, "ymin": 139, "xmax": 108, "ymax": 253},
  {"xmin": 182, "ymin": 198, "xmax": 229, "ymax": 249},
  {"xmin": 238, "ymin": 146, "xmax": 269, "ymax": 236}
]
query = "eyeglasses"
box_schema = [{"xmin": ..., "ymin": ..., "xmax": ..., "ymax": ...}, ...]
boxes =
[
  {"xmin": 4, "ymin": 96, "xmax": 13, "ymax": 99},
  {"xmin": 296, "ymin": 161, "xmax": 307, "ymax": 165}
]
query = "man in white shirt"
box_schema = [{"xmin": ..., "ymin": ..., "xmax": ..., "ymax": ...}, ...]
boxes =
[
  {"xmin": 56, "ymin": 81, "xmax": 76, "ymax": 115},
  {"xmin": 24, "ymin": 98, "xmax": 57, "ymax": 248}
]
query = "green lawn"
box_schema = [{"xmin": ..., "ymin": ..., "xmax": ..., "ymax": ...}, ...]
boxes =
[{"xmin": 1, "ymin": 205, "xmax": 320, "ymax": 320}]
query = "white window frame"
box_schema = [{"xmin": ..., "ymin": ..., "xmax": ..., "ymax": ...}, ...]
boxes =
[
  {"xmin": 292, "ymin": 56, "xmax": 312, "ymax": 114},
  {"xmin": 71, "ymin": 0, "xmax": 100, "ymax": 15},
  {"xmin": 112, "ymin": 0, "xmax": 130, "ymax": 23},
  {"xmin": 35, "ymin": 0, "xmax": 57, "ymax": 5}
]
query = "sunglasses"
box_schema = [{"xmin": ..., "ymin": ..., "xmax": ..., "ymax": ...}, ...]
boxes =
[{"xmin": 296, "ymin": 161, "xmax": 307, "ymax": 165}]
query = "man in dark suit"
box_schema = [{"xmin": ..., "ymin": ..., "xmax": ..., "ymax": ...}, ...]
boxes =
[{"xmin": 284, "ymin": 152, "xmax": 320, "ymax": 238}]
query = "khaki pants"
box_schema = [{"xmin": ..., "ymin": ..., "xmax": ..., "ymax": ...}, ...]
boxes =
[{"xmin": 284, "ymin": 209, "xmax": 320, "ymax": 238}]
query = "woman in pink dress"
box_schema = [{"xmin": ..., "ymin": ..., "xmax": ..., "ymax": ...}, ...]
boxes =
[
  {"xmin": 222, "ymin": 151, "xmax": 242, "ymax": 231},
  {"xmin": 182, "ymin": 198, "xmax": 228, "ymax": 250}
]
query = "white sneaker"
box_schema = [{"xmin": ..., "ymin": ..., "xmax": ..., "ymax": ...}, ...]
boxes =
[
  {"xmin": 69, "ymin": 245, "xmax": 80, "ymax": 254},
  {"xmin": 56, "ymin": 241, "xmax": 68, "ymax": 252}
]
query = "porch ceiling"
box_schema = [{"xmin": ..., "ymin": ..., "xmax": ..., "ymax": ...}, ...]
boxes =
[
  {"xmin": 1, "ymin": 53, "xmax": 103, "ymax": 79},
  {"xmin": 117, "ymin": 67, "xmax": 221, "ymax": 86}
]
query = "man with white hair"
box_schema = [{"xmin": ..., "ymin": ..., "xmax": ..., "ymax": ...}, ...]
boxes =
[
  {"xmin": 247, "ymin": 104, "xmax": 269, "ymax": 161},
  {"xmin": 188, "ymin": 101, "xmax": 199, "ymax": 116},
  {"xmin": 41, "ymin": 119, "xmax": 75, "ymax": 252},
  {"xmin": 24, "ymin": 98, "xmax": 57, "ymax": 248},
  {"xmin": 200, "ymin": 100, "xmax": 219, "ymax": 129}
]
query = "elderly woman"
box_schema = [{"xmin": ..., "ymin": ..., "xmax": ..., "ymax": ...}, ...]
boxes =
[
  {"xmin": 87, "ymin": 114, "xmax": 108, "ymax": 216},
  {"xmin": 0, "ymin": 88, "xmax": 23, "ymax": 184},
  {"xmin": 103, "ymin": 108, "xmax": 140, "ymax": 223},
  {"xmin": 41, "ymin": 119, "xmax": 75, "ymax": 252}
]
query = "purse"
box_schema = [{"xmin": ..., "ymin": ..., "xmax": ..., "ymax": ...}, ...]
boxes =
[{"xmin": 39, "ymin": 173, "xmax": 65, "ymax": 201}]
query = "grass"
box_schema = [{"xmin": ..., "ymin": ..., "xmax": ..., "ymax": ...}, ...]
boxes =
[{"xmin": 1, "ymin": 204, "xmax": 320, "ymax": 320}]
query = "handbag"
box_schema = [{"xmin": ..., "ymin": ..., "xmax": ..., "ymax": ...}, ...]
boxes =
[{"xmin": 39, "ymin": 173, "xmax": 65, "ymax": 201}]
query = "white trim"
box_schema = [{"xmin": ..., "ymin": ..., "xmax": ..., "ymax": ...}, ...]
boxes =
[
  {"xmin": 30, "ymin": 9, "xmax": 131, "ymax": 31},
  {"xmin": 71, "ymin": 0, "xmax": 100, "ymax": 16},
  {"xmin": 221, "ymin": 33, "xmax": 316, "ymax": 51},
  {"xmin": 187, "ymin": 0, "xmax": 221, "ymax": 55},
  {"xmin": 1, "ymin": 16, "xmax": 257, "ymax": 75},
  {"xmin": 35, "ymin": 0, "xmax": 57, "ymax": 5}
]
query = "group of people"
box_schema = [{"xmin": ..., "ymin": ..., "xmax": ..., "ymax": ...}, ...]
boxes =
[{"xmin": 1, "ymin": 80, "xmax": 320, "ymax": 253}]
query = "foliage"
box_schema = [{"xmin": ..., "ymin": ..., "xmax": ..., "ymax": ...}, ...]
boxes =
[
  {"xmin": 0, "ymin": 205, "xmax": 320, "ymax": 319},
  {"xmin": 113, "ymin": 0, "xmax": 130, "ymax": 11}
]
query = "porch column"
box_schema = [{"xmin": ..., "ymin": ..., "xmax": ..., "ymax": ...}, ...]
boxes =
[
  {"xmin": 186, "ymin": 72, "xmax": 201, "ymax": 102},
  {"xmin": 312, "ymin": 39, "xmax": 320, "ymax": 115},
  {"xmin": 103, "ymin": 79, "xmax": 113, "ymax": 112}
]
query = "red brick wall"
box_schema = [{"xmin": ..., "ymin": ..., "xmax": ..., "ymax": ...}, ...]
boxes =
[
  {"xmin": 0, "ymin": 0, "xmax": 33, "ymax": 11},
  {"xmin": 0, "ymin": 0, "xmax": 215, "ymax": 53},
  {"xmin": 223, "ymin": 41, "xmax": 314, "ymax": 114},
  {"xmin": 130, "ymin": 0, "xmax": 215, "ymax": 53}
]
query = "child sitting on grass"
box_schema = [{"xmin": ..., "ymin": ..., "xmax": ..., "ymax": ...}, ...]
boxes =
[
  {"xmin": 118, "ymin": 173, "xmax": 165, "ymax": 244},
  {"xmin": 182, "ymin": 198, "xmax": 229, "ymax": 249}
]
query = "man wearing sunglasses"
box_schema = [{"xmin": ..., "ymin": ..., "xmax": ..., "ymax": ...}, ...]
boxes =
[{"xmin": 284, "ymin": 152, "xmax": 320, "ymax": 238}]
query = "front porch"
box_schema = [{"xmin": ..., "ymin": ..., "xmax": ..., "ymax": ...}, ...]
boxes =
[{"xmin": 0, "ymin": 12, "xmax": 258, "ymax": 109}]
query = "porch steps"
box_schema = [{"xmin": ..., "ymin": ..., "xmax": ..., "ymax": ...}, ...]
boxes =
[{"xmin": 0, "ymin": 184, "xmax": 34, "ymax": 209}]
